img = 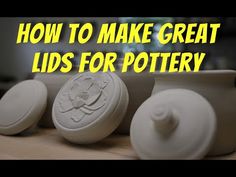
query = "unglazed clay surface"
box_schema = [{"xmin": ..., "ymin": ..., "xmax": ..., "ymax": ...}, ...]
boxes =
[
  {"xmin": 55, "ymin": 73, "xmax": 112, "ymax": 128},
  {"xmin": 131, "ymin": 89, "xmax": 217, "ymax": 160},
  {"xmin": 0, "ymin": 80, "xmax": 47, "ymax": 135},
  {"xmin": 116, "ymin": 72, "xmax": 155, "ymax": 134},
  {"xmin": 53, "ymin": 72, "xmax": 129, "ymax": 144},
  {"xmin": 35, "ymin": 71, "xmax": 155, "ymax": 133},
  {"xmin": 34, "ymin": 72, "xmax": 75, "ymax": 128},
  {"xmin": 152, "ymin": 70, "xmax": 236, "ymax": 156}
]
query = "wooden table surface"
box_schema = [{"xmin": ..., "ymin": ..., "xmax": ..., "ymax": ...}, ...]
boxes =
[{"xmin": 0, "ymin": 128, "xmax": 235, "ymax": 160}]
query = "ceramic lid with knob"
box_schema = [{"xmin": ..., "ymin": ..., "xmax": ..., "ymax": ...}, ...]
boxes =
[
  {"xmin": 0, "ymin": 80, "xmax": 47, "ymax": 135},
  {"xmin": 52, "ymin": 71, "xmax": 129, "ymax": 144},
  {"xmin": 130, "ymin": 89, "xmax": 217, "ymax": 159}
]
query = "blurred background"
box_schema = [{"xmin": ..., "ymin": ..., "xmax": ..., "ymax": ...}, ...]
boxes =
[{"xmin": 0, "ymin": 17, "xmax": 236, "ymax": 97}]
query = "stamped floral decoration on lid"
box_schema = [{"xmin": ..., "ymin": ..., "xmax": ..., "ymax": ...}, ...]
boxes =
[{"xmin": 58, "ymin": 73, "xmax": 109, "ymax": 123}]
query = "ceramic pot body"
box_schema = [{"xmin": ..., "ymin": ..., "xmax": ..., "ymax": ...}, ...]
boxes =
[
  {"xmin": 35, "ymin": 71, "xmax": 155, "ymax": 132},
  {"xmin": 34, "ymin": 72, "xmax": 76, "ymax": 128},
  {"xmin": 152, "ymin": 70, "xmax": 236, "ymax": 156},
  {"xmin": 116, "ymin": 72, "xmax": 155, "ymax": 134}
]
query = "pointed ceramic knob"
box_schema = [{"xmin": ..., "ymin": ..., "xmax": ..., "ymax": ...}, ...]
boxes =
[{"xmin": 130, "ymin": 89, "xmax": 217, "ymax": 160}]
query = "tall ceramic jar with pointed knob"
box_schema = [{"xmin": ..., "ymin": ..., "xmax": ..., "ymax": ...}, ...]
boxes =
[
  {"xmin": 130, "ymin": 89, "xmax": 217, "ymax": 159},
  {"xmin": 151, "ymin": 70, "xmax": 236, "ymax": 156}
]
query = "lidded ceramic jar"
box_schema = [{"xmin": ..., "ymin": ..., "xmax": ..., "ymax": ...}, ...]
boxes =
[
  {"xmin": 52, "ymin": 71, "xmax": 129, "ymax": 144},
  {"xmin": 151, "ymin": 70, "xmax": 236, "ymax": 156},
  {"xmin": 131, "ymin": 89, "xmax": 217, "ymax": 159}
]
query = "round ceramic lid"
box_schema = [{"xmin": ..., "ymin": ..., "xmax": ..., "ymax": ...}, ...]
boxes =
[
  {"xmin": 52, "ymin": 72, "xmax": 129, "ymax": 144},
  {"xmin": 0, "ymin": 80, "xmax": 47, "ymax": 135},
  {"xmin": 130, "ymin": 89, "xmax": 217, "ymax": 159}
]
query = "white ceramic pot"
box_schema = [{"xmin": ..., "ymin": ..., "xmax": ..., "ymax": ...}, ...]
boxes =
[
  {"xmin": 151, "ymin": 70, "xmax": 236, "ymax": 156},
  {"xmin": 131, "ymin": 89, "xmax": 217, "ymax": 159}
]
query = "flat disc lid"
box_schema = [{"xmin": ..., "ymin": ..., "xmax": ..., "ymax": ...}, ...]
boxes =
[
  {"xmin": 131, "ymin": 89, "xmax": 217, "ymax": 159},
  {"xmin": 0, "ymin": 80, "xmax": 47, "ymax": 135}
]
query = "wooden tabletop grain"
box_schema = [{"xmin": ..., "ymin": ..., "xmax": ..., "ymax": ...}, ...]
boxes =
[
  {"xmin": 0, "ymin": 128, "xmax": 138, "ymax": 160},
  {"xmin": 0, "ymin": 128, "xmax": 235, "ymax": 160}
]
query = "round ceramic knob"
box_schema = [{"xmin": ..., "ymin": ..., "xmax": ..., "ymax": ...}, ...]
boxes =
[
  {"xmin": 130, "ymin": 89, "xmax": 217, "ymax": 160},
  {"xmin": 150, "ymin": 104, "xmax": 178, "ymax": 134},
  {"xmin": 0, "ymin": 80, "xmax": 47, "ymax": 135},
  {"xmin": 52, "ymin": 72, "xmax": 129, "ymax": 144}
]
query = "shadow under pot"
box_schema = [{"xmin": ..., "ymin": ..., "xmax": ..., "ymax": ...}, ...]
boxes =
[{"xmin": 151, "ymin": 70, "xmax": 236, "ymax": 156}]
